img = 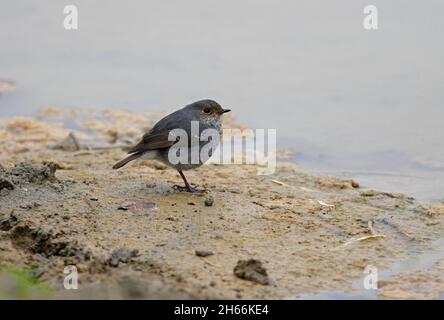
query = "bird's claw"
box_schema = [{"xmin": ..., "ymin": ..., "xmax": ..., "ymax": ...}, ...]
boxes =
[{"xmin": 172, "ymin": 185, "xmax": 207, "ymax": 193}]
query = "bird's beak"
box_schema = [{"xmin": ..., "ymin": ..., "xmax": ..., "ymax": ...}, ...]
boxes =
[{"xmin": 222, "ymin": 109, "xmax": 231, "ymax": 114}]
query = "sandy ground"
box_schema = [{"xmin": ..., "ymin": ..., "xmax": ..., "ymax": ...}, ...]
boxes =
[{"xmin": 0, "ymin": 110, "xmax": 443, "ymax": 299}]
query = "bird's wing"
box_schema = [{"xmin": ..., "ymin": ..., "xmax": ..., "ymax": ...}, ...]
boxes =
[
  {"xmin": 128, "ymin": 130, "xmax": 176, "ymax": 154},
  {"xmin": 128, "ymin": 109, "xmax": 188, "ymax": 154}
]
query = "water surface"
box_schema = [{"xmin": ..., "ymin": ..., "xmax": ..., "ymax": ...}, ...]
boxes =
[{"xmin": 1, "ymin": 0, "xmax": 443, "ymax": 200}]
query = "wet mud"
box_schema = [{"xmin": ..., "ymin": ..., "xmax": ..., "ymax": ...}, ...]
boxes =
[{"xmin": 0, "ymin": 109, "xmax": 443, "ymax": 299}]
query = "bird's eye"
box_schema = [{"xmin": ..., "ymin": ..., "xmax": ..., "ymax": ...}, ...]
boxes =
[{"xmin": 203, "ymin": 108, "xmax": 211, "ymax": 114}]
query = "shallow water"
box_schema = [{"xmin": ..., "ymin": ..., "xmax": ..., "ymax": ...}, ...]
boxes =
[{"xmin": 296, "ymin": 238, "xmax": 444, "ymax": 300}]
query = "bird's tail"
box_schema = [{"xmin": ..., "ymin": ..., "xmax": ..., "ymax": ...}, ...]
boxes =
[{"xmin": 112, "ymin": 153, "xmax": 142, "ymax": 169}]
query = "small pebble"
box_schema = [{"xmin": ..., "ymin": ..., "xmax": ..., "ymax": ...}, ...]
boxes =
[
  {"xmin": 195, "ymin": 249, "xmax": 214, "ymax": 257},
  {"xmin": 351, "ymin": 180, "xmax": 360, "ymax": 188},
  {"xmin": 204, "ymin": 195, "xmax": 214, "ymax": 206}
]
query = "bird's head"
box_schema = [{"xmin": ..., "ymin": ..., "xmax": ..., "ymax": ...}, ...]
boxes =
[{"xmin": 186, "ymin": 99, "xmax": 231, "ymax": 121}]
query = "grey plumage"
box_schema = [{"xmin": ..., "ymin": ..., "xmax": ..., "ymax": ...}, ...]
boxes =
[{"xmin": 112, "ymin": 99, "xmax": 231, "ymax": 192}]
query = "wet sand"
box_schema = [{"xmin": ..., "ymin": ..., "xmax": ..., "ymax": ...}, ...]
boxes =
[{"xmin": 0, "ymin": 110, "xmax": 443, "ymax": 299}]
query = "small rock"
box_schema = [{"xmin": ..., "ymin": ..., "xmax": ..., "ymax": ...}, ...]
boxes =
[
  {"xmin": 195, "ymin": 250, "xmax": 214, "ymax": 257},
  {"xmin": 204, "ymin": 195, "xmax": 214, "ymax": 207},
  {"xmin": 234, "ymin": 259, "xmax": 270, "ymax": 285},
  {"xmin": 107, "ymin": 248, "xmax": 139, "ymax": 267},
  {"xmin": 19, "ymin": 202, "xmax": 41, "ymax": 210},
  {"xmin": 0, "ymin": 178, "xmax": 15, "ymax": 191}
]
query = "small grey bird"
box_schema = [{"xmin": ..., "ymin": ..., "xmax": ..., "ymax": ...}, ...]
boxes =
[{"xmin": 112, "ymin": 99, "xmax": 231, "ymax": 192}]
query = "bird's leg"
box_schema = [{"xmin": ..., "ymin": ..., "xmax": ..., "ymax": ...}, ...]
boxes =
[
  {"xmin": 178, "ymin": 170, "xmax": 192, "ymax": 191},
  {"xmin": 173, "ymin": 170, "xmax": 206, "ymax": 193}
]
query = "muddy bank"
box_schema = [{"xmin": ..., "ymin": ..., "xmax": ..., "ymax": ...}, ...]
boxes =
[{"xmin": 0, "ymin": 110, "xmax": 443, "ymax": 299}]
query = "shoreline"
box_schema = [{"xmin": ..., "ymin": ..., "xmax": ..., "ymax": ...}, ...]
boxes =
[{"xmin": 1, "ymin": 109, "xmax": 443, "ymax": 299}]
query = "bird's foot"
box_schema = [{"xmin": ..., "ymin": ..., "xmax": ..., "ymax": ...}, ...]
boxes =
[{"xmin": 172, "ymin": 185, "xmax": 207, "ymax": 193}]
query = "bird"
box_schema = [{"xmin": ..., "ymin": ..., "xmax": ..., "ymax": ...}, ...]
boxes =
[{"xmin": 112, "ymin": 99, "xmax": 231, "ymax": 193}]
